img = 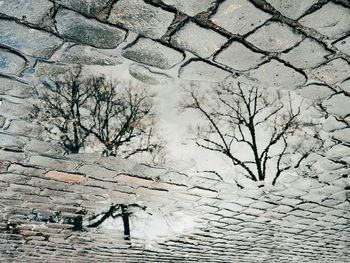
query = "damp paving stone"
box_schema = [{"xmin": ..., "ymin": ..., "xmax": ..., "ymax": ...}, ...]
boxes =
[
  {"xmin": 246, "ymin": 22, "xmax": 304, "ymax": 53},
  {"xmin": 298, "ymin": 84, "xmax": 334, "ymax": 102},
  {"xmin": 280, "ymin": 38, "xmax": 332, "ymax": 69},
  {"xmin": 299, "ymin": 2, "xmax": 350, "ymax": 39},
  {"xmin": 122, "ymin": 38, "xmax": 183, "ymax": 69},
  {"xmin": 129, "ymin": 64, "xmax": 171, "ymax": 85},
  {"xmin": 170, "ymin": 21, "xmax": 228, "ymax": 59},
  {"xmin": 323, "ymin": 93, "xmax": 350, "ymax": 118},
  {"xmin": 0, "ymin": 77, "xmax": 32, "ymax": 98},
  {"xmin": 0, "ymin": 0, "xmax": 53, "ymax": 25},
  {"xmin": 0, "ymin": 49, "xmax": 26, "ymax": 75},
  {"xmin": 55, "ymin": 0, "xmax": 111, "ymax": 18},
  {"xmin": 59, "ymin": 45, "xmax": 123, "ymax": 65},
  {"xmin": 312, "ymin": 58, "xmax": 350, "ymax": 85},
  {"xmin": 210, "ymin": 0, "xmax": 272, "ymax": 35},
  {"xmin": 159, "ymin": 0, "xmax": 216, "ymax": 17},
  {"xmin": 0, "ymin": 19, "xmax": 63, "ymax": 58},
  {"xmin": 333, "ymin": 36, "xmax": 350, "ymax": 57},
  {"xmin": 55, "ymin": 8, "xmax": 126, "ymax": 49},
  {"xmin": 214, "ymin": 41, "xmax": 265, "ymax": 71},
  {"xmin": 179, "ymin": 60, "xmax": 231, "ymax": 82},
  {"xmin": 108, "ymin": 0, "xmax": 175, "ymax": 39},
  {"xmin": 265, "ymin": 0, "xmax": 317, "ymax": 20},
  {"xmin": 250, "ymin": 59, "xmax": 306, "ymax": 90}
]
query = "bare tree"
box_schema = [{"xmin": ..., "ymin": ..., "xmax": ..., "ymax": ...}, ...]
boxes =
[
  {"xmin": 34, "ymin": 73, "xmax": 164, "ymax": 162},
  {"xmin": 184, "ymin": 80, "xmax": 324, "ymax": 186}
]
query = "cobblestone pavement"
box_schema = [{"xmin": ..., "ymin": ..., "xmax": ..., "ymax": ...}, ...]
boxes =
[{"xmin": 0, "ymin": 0, "xmax": 349, "ymax": 262}]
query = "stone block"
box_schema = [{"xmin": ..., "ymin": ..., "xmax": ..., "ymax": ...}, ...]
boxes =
[
  {"xmin": 0, "ymin": 77, "xmax": 32, "ymax": 98},
  {"xmin": 179, "ymin": 60, "xmax": 231, "ymax": 82},
  {"xmin": 297, "ymin": 84, "xmax": 334, "ymax": 101},
  {"xmin": 214, "ymin": 41, "xmax": 265, "ymax": 71},
  {"xmin": 0, "ymin": 49, "xmax": 26, "ymax": 75},
  {"xmin": 170, "ymin": 21, "xmax": 227, "ymax": 58},
  {"xmin": 108, "ymin": 0, "xmax": 175, "ymax": 39},
  {"xmin": 160, "ymin": 0, "xmax": 215, "ymax": 16},
  {"xmin": 339, "ymin": 79, "xmax": 350, "ymax": 94},
  {"xmin": 299, "ymin": 2, "xmax": 350, "ymax": 39},
  {"xmin": 333, "ymin": 128, "xmax": 350, "ymax": 144},
  {"xmin": 323, "ymin": 93, "xmax": 350, "ymax": 118},
  {"xmin": 45, "ymin": 171, "xmax": 85, "ymax": 183},
  {"xmin": 333, "ymin": 36, "xmax": 350, "ymax": 57},
  {"xmin": 210, "ymin": 0, "xmax": 271, "ymax": 35},
  {"xmin": 123, "ymin": 38, "xmax": 183, "ymax": 69},
  {"xmin": 281, "ymin": 38, "xmax": 332, "ymax": 69},
  {"xmin": 246, "ymin": 22, "xmax": 303, "ymax": 52},
  {"xmin": 250, "ymin": 59, "xmax": 306, "ymax": 89},
  {"xmin": 0, "ymin": 99, "xmax": 33, "ymax": 119},
  {"xmin": 129, "ymin": 63, "xmax": 171, "ymax": 85},
  {"xmin": 56, "ymin": 8, "xmax": 126, "ymax": 48},
  {"xmin": 56, "ymin": 0, "xmax": 111, "ymax": 18},
  {"xmin": 312, "ymin": 58, "xmax": 350, "ymax": 85},
  {"xmin": 266, "ymin": 0, "xmax": 317, "ymax": 20},
  {"xmin": 0, "ymin": 19, "xmax": 63, "ymax": 58}
]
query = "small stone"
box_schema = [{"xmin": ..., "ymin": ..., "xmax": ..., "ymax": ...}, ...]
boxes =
[
  {"xmin": 333, "ymin": 128, "xmax": 350, "ymax": 144},
  {"xmin": 250, "ymin": 59, "xmax": 306, "ymax": 89},
  {"xmin": 0, "ymin": 49, "xmax": 26, "ymax": 75},
  {"xmin": 214, "ymin": 41, "xmax": 265, "ymax": 71},
  {"xmin": 108, "ymin": 0, "xmax": 175, "ymax": 39},
  {"xmin": 129, "ymin": 64, "xmax": 171, "ymax": 85},
  {"xmin": 56, "ymin": 0, "xmax": 111, "ymax": 18},
  {"xmin": 45, "ymin": 171, "xmax": 85, "ymax": 183},
  {"xmin": 210, "ymin": 0, "xmax": 272, "ymax": 35},
  {"xmin": 179, "ymin": 60, "xmax": 231, "ymax": 82},
  {"xmin": 0, "ymin": 0, "xmax": 53, "ymax": 25},
  {"xmin": 55, "ymin": 8, "xmax": 126, "ymax": 49},
  {"xmin": 339, "ymin": 79, "xmax": 350, "ymax": 94},
  {"xmin": 170, "ymin": 21, "xmax": 228, "ymax": 58},
  {"xmin": 299, "ymin": 2, "xmax": 350, "ymax": 39},
  {"xmin": 266, "ymin": 0, "xmax": 317, "ymax": 20},
  {"xmin": 0, "ymin": 77, "xmax": 32, "ymax": 98},
  {"xmin": 322, "ymin": 116, "xmax": 347, "ymax": 132},
  {"xmin": 35, "ymin": 62, "xmax": 81, "ymax": 80},
  {"xmin": 122, "ymin": 38, "xmax": 183, "ymax": 69},
  {"xmin": 59, "ymin": 45, "xmax": 123, "ymax": 65},
  {"xmin": 0, "ymin": 19, "xmax": 63, "ymax": 58},
  {"xmin": 312, "ymin": 58, "xmax": 350, "ymax": 85},
  {"xmin": 246, "ymin": 22, "xmax": 303, "ymax": 52},
  {"xmin": 333, "ymin": 36, "xmax": 350, "ymax": 57},
  {"xmin": 160, "ymin": 0, "xmax": 215, "ymax": 16},
  {"xmin": 281, "ymin": 38, "xmax": 332, "ymax": 69},
  {"xmin": 298, "ymin": 84, "xmax": 334, "ymax": 101},
  {"xmin": 323, "ymin": 93, "xmax": 350, "ymax": 118}
]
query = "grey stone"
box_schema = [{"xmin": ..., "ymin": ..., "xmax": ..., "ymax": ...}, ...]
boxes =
[
  {"xmin": 266, "ymin": 0, "xmax": 317, "ymax": 20},
  {"xmin": 312, "ymin": 58, "xmax": 350, "ymax": 85},
  {"xmin": 333, "ymin": 128, "xmax": 350, "ymax": 144},
  {"xmin": 281, "ymin": 38, "xmax": 332, "ymax": 69},
  {"xmin": 0, "ymin": 49, "xmax": 26, "ymax": 75},
  {"xmin": 160, "ymin": 0, "xmax": 215, "ymax": 16},
  {"xmin": 339, "ymin": 79, "xmax": 350, "ymax": 93},
  {"xmin": 60, "ymin": 45, "xmax": 123, "ymax": 65},
  {"xmin": 108, "ymin": 0, "xmax": 175, "ymax": 39},
  {"xmin": 0, "ymin": 77, "xmax": 32, "ymax": 98},
  {"xmin": 246, "ymin": 22, "xmax": 303, "ymax": 52},
  {"xmin": 250, "ymin": 59, "xmax": 306, "ymax": 89},
  {"xmin": 299, "ymin": 2, "xmax": 350, "ymax": 39},
  {"xmin": 214, "ymin": 41, "xmax": 265, "ymax": 71},
  {"xmin": 323, "ymin": 93, "xmax": 350, "ymax": 118},
  {"xmin": 0, "ymin": 133, "xmax": 27, "ymax": 151},
  {"xmin": 122, "ymin": 38, "xmax": 183, "ymax": 69},
  {"xmin": 4, "ymin": 119, "xmax": 41, "ymax": 138},
  {"xmin": 0, "ymin": 99, "xmax": 33, "ymax": 119},
  {"xmin": 170, "ymin": 21, "xmax": 227, "ymax": 59},
  {"xmin": 0, "ymin": 19, "xmax": 63, "ymax": 58},
  {"xmin": 0, "ymin": 0, "xmax": 53, "ymax": 25},
  {"xmin": 35, "ymin": 62, "xmax": 81, "ymax": 80},
  {"xmin": 179, "ymin": 60, "xmax": 231, "ymax": 82},
  {"xmin": 56, "ymin": 0, "xmax": 111, "ymax": 18},
  {"xmin": 55, "ymin": 8, "xmax": 126, "ymax": 49},
  {"xmin": 333, "ymin": 36, "xmax": 350, "ymax": 56},
  {"xmin": 298, "ymin": 84, "xmax": 334, "ymax": 101},
  {"xmin": 129, "ymin": 64, "xmax": 171, "ymax": 85},
  {"xmin": 210, "ymin": 0, "xmax": 272, "ymax": 35}
]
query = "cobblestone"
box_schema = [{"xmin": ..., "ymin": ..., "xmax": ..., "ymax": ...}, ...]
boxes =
[
  {"xmin": 0, "ymin": 49, "xmax": 26, "ymax": 75},
  {"xmin": 265, "ymin": 0, "xmax": 317, "ymax": 20},
  {"xmin": 56, "ymin": 0, "xmax": 112, "ymax": 18},
  {"xmin": 160, "ymin": 0, "xmax": 215, "ymax": 17},
  {"xmin": 334, "ymin": 36, "xmax": 350, "ymax": 57},
  {"xmin": 129, "ymin": 63, "xmax": 171, "ymax": 85},
  {"xmin": 312, "ymin": 58, "xmax": 350, "ymax": 85}
]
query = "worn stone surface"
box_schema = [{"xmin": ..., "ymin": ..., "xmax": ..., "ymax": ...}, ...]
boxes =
[
  {"xmin": 214, "ymin": 41, "xmax": 265, "ymax": 71},
  {"xmin": 250, "ymin": 59, "xmax": 306, "ymax": 89},
  {"xmin": 0, "ymin": 49, "xmax": 27, "ymax": 75},
  {"xmin": 123, "ymin": 38, "xmax": 183, "ymax": 69},
  {"xmin": 129, "ymin": 64, "xmax": 171, "ymax": 85},
  {"xmin": 56, "ymin": 0, "xmax": 111, "ymax": 18},
  {"xmin": 160, "ymin": 0, "xmax": 215, "ymax": 16},
  {"xmin": 281, "ymin": 38, "xmax": 332, "ymax": 69},
  {"xmin": 339, "ymin": 79, "xmax": 350, "ymax": 93},
  {"xmin": 299, "ymin": 2, "xmax": 350, "ymax": 39},
  {"xmin": 323, "ymin": 93, "xmax": 350, "ymax": 118},
  {"xmin": 210, "ymin": 0, "xmax": 272, "ymax": 35},
  {"xmin": 0, "ymin": 77, "xmax": 32, "ymax": 98},
  {"xmin": 0, "ymin": 0, "xmax": 53, "ymax": 25},
  {"xmin": 59, "ymin": 45, "xmax": 123, "ymax": 65},
  {"xmin": 34, "ymin": 62, "xmax": 81, "ymax": 80},
  {"xmin": 179, "ymin": 60, "xmax": 231, "ymax": 82},
  {"xmin": 108, "ymin": 0, "xmax": 175, "ymax": 39},
  {"xmin": 298, "ymin": 84, "xmax": 334, "ymax": 102},
  {"xmin": 246, "ymin": 22, "xmax": 304, "ymax": 52},
  {"xmin": 56, "ymin": 8, "xmax": 126, "ymax": 49},
  {"xmin": 265, "ymin": 0, "xmax": 317, "ymax": 20},
  {"xmin": 0, "ymin": 19, "xmax": 63, "ymax": 58},
  {"xmin": 334, "ymin": 36, "xmax": 350, "ymax": 57},
  {"xmin": 170, "ymin": 21, "xmax": 228, "ymax": 58},
  {"xmin": 312, "ymin": 58, "xmax": 350, "ymax": 85}
]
